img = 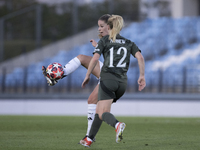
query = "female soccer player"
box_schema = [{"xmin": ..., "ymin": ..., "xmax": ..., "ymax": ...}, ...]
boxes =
[
  {"xmin": 81, "ymin": 15, "xmax": 146, "ymax": 147},
  {"xmin": 42, "ymin": 14, "xmax": 111, "ymax": 142}
]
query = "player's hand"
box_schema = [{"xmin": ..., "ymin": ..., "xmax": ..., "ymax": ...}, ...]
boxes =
[
  {"xmin": 90, "ymin": 39, "xmax": 97, "ymax": 47},
  {"xmin": 138, "ymin": 75, "xmax": 146, "ymax": 91},
  {"xmin": 82, "ymin": 75, "xmax": 90, "ymax": 88}
]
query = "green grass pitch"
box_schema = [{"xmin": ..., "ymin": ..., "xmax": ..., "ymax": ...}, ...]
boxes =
[{"xmin": 0, "ymin": 116, "xmax": 200, "ymax": 150}]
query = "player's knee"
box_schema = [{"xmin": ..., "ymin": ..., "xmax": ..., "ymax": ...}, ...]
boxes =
[{"xmin": 77, "ymin": 54, "xmax": 84, "ymax": 62}]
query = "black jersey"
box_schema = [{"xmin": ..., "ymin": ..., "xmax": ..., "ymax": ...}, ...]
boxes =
[{"xmin": 93, "ymin": 34, "xmax": 141, "ymax": 80}]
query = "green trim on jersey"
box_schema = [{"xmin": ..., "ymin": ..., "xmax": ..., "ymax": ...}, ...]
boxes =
[{"xmin": 93, "ymin": 34, "xmax": 141, "ymax": 80}]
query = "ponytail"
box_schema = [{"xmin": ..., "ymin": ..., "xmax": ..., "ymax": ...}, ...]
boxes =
[{"xmin": 107, "ymin": 15, "xmax": 124, "ymax": 42}]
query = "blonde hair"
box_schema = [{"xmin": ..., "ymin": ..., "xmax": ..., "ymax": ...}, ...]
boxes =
[{"xmin": 107, "ymin": 15, "xmax": 124, "ymax": 42}]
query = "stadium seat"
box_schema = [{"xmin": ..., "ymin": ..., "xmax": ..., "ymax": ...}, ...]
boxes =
[{"xmin": 2, "ymin": 17, "xmax": 200, "ymax": 91}]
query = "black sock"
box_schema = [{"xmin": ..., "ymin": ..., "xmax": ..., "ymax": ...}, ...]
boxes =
[
  {"xmin": 88, "ymin": 114, "xmax": 102, "ymax": 140},
  {"xmin": 102, "ymin": 112, "xmax": 119, "ymax": 128}
]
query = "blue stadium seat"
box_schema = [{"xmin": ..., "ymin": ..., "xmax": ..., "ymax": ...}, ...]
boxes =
[{"xmin": 2, "ymin": 17, "xmax": 200, "ymax": 90}]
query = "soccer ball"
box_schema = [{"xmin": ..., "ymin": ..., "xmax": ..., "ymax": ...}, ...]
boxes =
[{"xmin": 46, "ymin": 62, "xmax": 64, "ymax": 80}]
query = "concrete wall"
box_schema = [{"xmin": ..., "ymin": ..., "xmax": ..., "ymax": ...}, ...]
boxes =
[{"xmin": 0, "ymin": 99, "xmax": 200, "ymax": 117}]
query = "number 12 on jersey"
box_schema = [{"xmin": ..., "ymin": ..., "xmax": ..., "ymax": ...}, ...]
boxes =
[{"xmin": 109, "ymin": 47, "xmax": 127, "ymax": 68}]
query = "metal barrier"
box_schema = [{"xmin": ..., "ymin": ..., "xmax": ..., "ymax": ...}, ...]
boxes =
[{"xmin": 1, "ymin": 65, "xmax": 200, "ymax": 94}]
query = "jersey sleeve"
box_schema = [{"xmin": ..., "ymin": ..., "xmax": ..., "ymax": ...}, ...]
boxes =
[
  {"xmin": 93, "ymin": 38, "xmax": 105, "ymax": 55},
  {"xmin": 131, "ymin": 42, "xmax": 141, "ymax": 57}
]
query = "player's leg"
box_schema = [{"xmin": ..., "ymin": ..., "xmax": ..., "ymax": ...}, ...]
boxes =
[
  {"xmin": 80, "ymin": 83, "xmax": 126, "ymax": 147},
  {"xmin": 99, "ymin": 101, "xmax": 126, "ymax": 143},
  {"xmin": 95, "ymin": 100, "xmax": 126, "ymax": 143},
  {"xmin": 86, "ymin": 84, "xmax": 99, "ymax": 136},
  {"xmin": 63, "ymin": 56, "xmax": 81, "ymax": 76},
  {"xmin": 79, "ymin": 84, "xmax": 98, "ymax": 143},
  {"xmin": 77, "ymin": 54, "xmax": 102, "ymax": 130},
  {"xmin": 90, "ymin": 80, "xmax": 126, "ymax": 143},
  {"xmin": 77, "ymin": 54, "xmax": 101, "ymax": 78},
  {"xmin": 63, "ymin": 54, "xmax": 101, "ymax": 78},
  {"xmin": 80, "ymin": 100, "xmax": 113, "ymax": 147},
  {"xmin": 100, "ymin": 80, "xmax": 127, "ymax": 143},
  {"xmin": 76, "ymin": 55, "xmax": 102, "ymax": 143},
  {"xmin": 87, "ymin": 80, "xmax": 117, "ymax": 142}
]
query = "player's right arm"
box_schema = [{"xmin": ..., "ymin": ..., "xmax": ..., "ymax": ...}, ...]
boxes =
[{"xmin": 135, "ymin": 51, "xmax": 146, "ymax": 91}]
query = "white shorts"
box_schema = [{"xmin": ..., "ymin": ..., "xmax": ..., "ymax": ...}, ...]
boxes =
[
  {"xmin": 97, "ymin": 60, "xmax": 103, "ymax": 84},
  {"xmin": 99, "ymin": 60, "xmax": 103, "ymax": 71}
]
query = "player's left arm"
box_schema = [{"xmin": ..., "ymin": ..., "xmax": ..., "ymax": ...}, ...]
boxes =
[{"xmin": 82, "ymin": 53, "xmax": 100, "ymax": 88}]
